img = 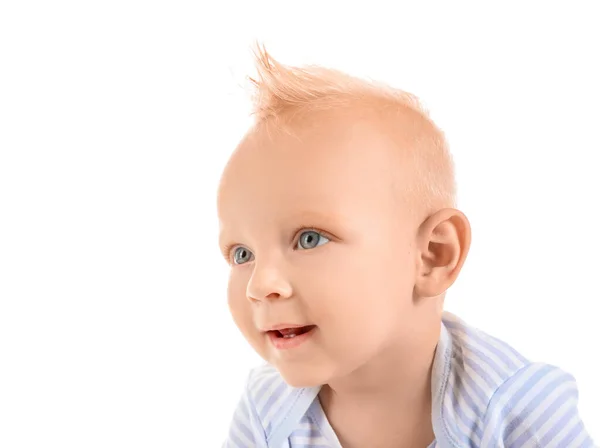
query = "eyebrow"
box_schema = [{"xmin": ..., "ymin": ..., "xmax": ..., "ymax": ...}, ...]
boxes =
[
  {"xmin": 218, "ymin": 226, "xmax": 233, "ymax": 251},
  {"xmin": 286, "ymin": 210, "xmax": 345, "ymax": 225}
]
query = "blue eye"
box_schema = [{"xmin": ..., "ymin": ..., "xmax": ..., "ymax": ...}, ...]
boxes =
[
  {"xmin": 233, "ymin": 247, "xmax": 254, "ymax": 265},
  {"xmin": 297, "ymin": 231, "xmax": 330, "ymax": 250}
]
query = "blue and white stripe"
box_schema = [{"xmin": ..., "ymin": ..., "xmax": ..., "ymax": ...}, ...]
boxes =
[{"xmin": 224, "ymin": 312, "xmax": 595, "ymax": 447}]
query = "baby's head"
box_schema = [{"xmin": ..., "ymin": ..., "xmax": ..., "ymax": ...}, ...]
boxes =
[{"xmin": 217, "ymin": 46, "xmax": 471, "ymax": 388}]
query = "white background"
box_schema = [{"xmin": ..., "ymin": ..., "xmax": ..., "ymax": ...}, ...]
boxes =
[{"xmin": 1, "ymin": 1, "xmax": 598, "ymax": 446}]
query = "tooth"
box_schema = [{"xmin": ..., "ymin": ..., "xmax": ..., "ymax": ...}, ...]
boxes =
[{"xmin": 284, "ymin": 334, "xmax": 296, "ymax": 338}]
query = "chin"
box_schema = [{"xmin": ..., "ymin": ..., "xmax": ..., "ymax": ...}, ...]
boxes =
[{"xmin": 276, "ymin": 364, "xmax": 329, "ymax": 388}]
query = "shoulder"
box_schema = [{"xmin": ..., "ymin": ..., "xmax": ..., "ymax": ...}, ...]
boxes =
[
  {"xmin": 439, "ymin": 313, "xmax": 594, "ymax": 447},
  {"xmin": 481, "ymin": 362, "xmax": 594, "ymax": 447},
  {"xmin": 438, "ymin": 312, "xmax": 531, "ymax": 445},
  {"xmin": 442, "ymin": 311, "xmax": 532, "ymax": 408}
]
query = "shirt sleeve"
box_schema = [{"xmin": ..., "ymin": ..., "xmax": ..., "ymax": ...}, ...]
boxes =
[
  {"xmin": 222, "ymin": 374, "xmax": 268, "ymax": 448},
  {"xmin": 481, "ymin": 362, "xmax": 596, "ymax": 447}
]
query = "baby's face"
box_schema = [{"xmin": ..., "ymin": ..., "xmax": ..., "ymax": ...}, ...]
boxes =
[{"xmin": 218, "ymin": 111, "xmax": 425, "ymax": 387}]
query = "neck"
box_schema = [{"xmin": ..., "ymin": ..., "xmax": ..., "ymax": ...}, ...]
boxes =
[
  {"xmin": 324, "ymin": 311, "xmax": 441, "ymax": 405},
  {"xmin": 318, "ymin": 319, "xmax": 441, "ymax": 448},
  {"xmin": 322, "ymin": 333, "xmax": 438, "ymax": 411}
]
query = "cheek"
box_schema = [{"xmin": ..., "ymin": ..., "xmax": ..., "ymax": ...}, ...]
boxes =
[
  {"xmin": 309, "ymin": 247, "xmax": 408, "ymax": 304},
  {"xmin": 227, "ymin": 273, "xmax": 270, "ymax": 361},
  {"xmin": 226, "ymin": 272, "xmax": 254, "ymax": 333},
  {"xmin": 302, "ymin": 246, "xmax": 413, "ymax": 338}
]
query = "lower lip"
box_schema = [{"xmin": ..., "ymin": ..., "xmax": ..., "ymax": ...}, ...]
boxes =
[{"xmin": 267, "ymin": 327, "xmax": 316, "ymax": 350}]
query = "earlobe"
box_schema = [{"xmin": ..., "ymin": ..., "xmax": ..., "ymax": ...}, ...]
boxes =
[{"xmin": 414, "ymin": 208, "xmax": 471, "ymax": 298}]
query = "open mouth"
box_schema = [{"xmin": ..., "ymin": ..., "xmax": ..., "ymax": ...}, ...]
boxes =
[{"xmin": 270, "ymin": 325, "xmax": 316, "ymax": 339}]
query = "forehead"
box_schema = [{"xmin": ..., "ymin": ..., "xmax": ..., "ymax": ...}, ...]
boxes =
[{"xmin": 217, "ymin": 113, "xmax": 404, "ymax": 229}]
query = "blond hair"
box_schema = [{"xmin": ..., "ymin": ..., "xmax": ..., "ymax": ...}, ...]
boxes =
[{"xmin": 246, "ymin": 44, "xmax": 457, "ymax": 216}]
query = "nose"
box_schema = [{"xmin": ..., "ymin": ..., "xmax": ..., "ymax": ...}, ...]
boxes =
[{"xmin": 246, "ymin": 260, "xmax": 293, "ymax": 303}]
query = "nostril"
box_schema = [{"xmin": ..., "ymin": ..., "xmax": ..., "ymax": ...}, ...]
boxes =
[{"xmin": 246, "ymin": 292, "xmax": 280, "ymax": 303}]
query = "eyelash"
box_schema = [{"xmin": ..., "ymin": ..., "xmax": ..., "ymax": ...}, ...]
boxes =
[{"xmin": 223, "ymin": 226, "xmax": 333, "ymax": 263}]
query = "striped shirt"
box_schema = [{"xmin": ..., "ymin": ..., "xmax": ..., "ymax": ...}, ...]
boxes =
[{"xmin": 224, "ymin": 312, "xmax": 595, "ymax": 447}]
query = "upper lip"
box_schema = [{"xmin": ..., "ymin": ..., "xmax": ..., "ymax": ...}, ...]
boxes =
[{"xmin": 261, "ymin": 323, "xmax": 313, "ymax": 332}]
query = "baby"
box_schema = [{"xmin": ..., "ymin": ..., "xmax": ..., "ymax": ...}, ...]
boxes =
[{"xmin": 217, "ymin": 46, "xmax": 594, "ymax": 447}]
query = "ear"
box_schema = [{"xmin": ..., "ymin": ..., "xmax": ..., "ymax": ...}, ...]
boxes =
[{"xmin": 414, "ymin": 208, "xmax": 471, "ymax": 299}]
